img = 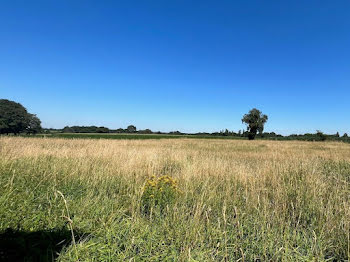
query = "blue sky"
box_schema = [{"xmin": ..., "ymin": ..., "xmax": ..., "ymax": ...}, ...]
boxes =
[{"xmin": 1, "ymin": 1, "xmax": 349, "ymax": 135}]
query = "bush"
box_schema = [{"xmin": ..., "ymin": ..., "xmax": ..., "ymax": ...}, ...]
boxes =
[{"xmin": 141, "ymin": 175, "xmax": 180, "ymax": 215}]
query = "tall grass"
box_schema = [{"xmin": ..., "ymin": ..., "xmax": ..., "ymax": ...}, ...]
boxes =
[
  {"xmin": 0, "ymin": 137, "xmax": 349, "ymax": 261},
  {"xmin": 35, "ymin": 133, "xmax": 245, "ymax": 140}
]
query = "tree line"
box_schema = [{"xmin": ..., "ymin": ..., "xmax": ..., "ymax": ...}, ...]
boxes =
[{"xmin": 1, "ymin": 99, "xmax": 348, "ymax": 142}]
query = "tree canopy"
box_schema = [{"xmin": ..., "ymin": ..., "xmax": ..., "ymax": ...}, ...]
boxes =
[
  {"xmin": 0, "ymin": 99, "xmax": 42, "ymax": 134},
  {"xmin": 27, "ymin": 114, "xmax": 42, "ymax": 134},
  {"xmin": 0, "ymin": 99, "xmax": 29, "ymax": 134},
  {"xmin": 242, "ymin": 108, "xmax": 268, "ymax": 140},
  {"xmin": 62, "ymin": 126, "xmax": 110, "ymax": 133},
  {"xmin": 127, "ymin": 125, "xmax": 137, "ymax": 133}
]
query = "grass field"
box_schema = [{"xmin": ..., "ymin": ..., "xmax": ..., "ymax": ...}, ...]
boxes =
[
  {"xmin": 31, "ymin": 132, "xmax": 350, "ymax": 143},
  {"xmin": 0, "ymin": 137, "xmax": 349, "ymax": 261},
  {"xmin": 37, "ymin": 133, "xmax": 245, "ymax": 140}
]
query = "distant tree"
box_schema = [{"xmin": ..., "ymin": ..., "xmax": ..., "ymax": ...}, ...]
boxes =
[
  {"xmin": 0, "ymin": 99, "xmax": 30, "ymax": 135},
  {"xmin": 62, "ymin": 126, "xmax": 74, "ymax": 133},
  {"xmin": 316, "ymin": 130, "xmax": 327, "ymax": 141},
  {"xmin": 26, "ymin": 114, "xmax": 42, "ymax": 134},
  {"xmin": 61, "ymin": 126, "xmax": 109, "ymax": 133},
  {"xmin": 224, "ymin": 129, "xmax": 229, "ymax": 136},
  {"xmin": 139, "ymin": 129, "xmax": 153, "ymax": 134},
  {"xmin": 127, "ymin": 125, "xmax": 137, "ymax": 133},
  {"xmin": 169, "ymin": 131, "xmax": 182, "ymax": 135},
  {"xmin": 97, "ymin": 127, "xmax": 109, "ymax": 133},
  {"xmin": 242, "ymin": 108, "xmax": 268, "ymax": 140},
  {"xmin": 336, "ymin": 132, "xmax": 340, "ymax": 138},
  {"xmin": 343, "ymin": 133, "xmax": 348, "ymax": 138},
  {"xmin": 115, "ymin": 128, "xmax": 124, "ymax": 133}
]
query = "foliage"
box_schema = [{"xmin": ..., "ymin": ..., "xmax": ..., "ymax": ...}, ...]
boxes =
[
  {"xmin": 0, "ymin": 99, "xmax": 42, "ymax": 135},
  {"xmin": 127, "ymin": 125, "xmax": 137, "ymax": 133},
  {"xmin": 316, "ymin": 130, "xmax": 327, "ymax": 141},
  {"xmin": 138, "ymin": 129, "xmax": 153, "ymax": 134},
  {"xmin": 1, "ymin": 99, "xmax": 347, "ymax": 143},
  {"xmin": 26, "ymin": 114, "xmax": 42, "ymax": 134},
  {"xmin": 0, "ymin": 99, "xmax": 30, "ymax": 134},
  {"xmin": 141, "ymin": 175, "xmax": 180, "ymax": 215},
  {"xmin": 62, "ymin": 126, "xmax": 110, "ymax": 133},
  {"xmin": 242, "ymin": 108, "xmax": 268, "ymax": 140}
]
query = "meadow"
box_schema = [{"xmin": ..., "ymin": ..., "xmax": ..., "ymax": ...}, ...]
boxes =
[
  {"xmin": 0, "ymin": 136, "xmax": 349, "ymax": 261},
  {"xmin": 38, "ymin": 133, "xmax": 245, "ymax": 140}
]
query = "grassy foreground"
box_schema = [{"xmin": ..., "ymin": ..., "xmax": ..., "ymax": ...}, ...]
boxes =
[{"xmin": 0, "ymin": 137, "xmax": 349, "ymax": 261}]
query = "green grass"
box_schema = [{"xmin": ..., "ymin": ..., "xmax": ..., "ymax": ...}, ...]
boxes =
[
  {"xmin": 24, "ymin": 133, "xmax": 350, "ymax": 143},
  {"xmin": 36, "ymin": 133, "xmax": 245, "ymax": 140},
  {"xmin": 1, "ymin": 157, "xmax": 349, "ymax": 261},
  {"xmin": 0, "ymin": 138, "xmax": 349, "ymax": 261}
]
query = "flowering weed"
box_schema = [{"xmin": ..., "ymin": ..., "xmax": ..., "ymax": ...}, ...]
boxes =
[{"xmin": 141, "ymin": 175, "xmax": 180, "ymax": 215}]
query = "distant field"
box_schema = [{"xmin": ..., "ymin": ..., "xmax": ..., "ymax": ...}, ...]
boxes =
[
  {"xmin": 28, "ymin": 133, "xmax": 350, "ymax": 143},
  {"xmin": 0, "ymin": 137, "xmax": 349, "ymax": 261},
  {"xmin": 37, "ymin": 132, "xmax": 245, "ymax": 140}
]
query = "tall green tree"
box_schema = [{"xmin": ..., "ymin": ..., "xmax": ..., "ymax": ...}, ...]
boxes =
[
  {"xmin": 242, "ymin": 108, "xmax": 268, "ymax": 140},
  {"xmin": 0, "ymin": 99, "xmax": 30, "ymax": 134}
]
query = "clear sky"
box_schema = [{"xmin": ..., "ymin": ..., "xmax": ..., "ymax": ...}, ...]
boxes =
[{"xmin": 1, "ymin": 1, "xmax": 349, "ymax": 135}]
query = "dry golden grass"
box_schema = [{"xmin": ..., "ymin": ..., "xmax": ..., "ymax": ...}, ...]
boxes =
[
  {"xmin": 0, "ymin": 136, "xmax": 349, "ymax": 261},
  {"xmin": 3, "ymin": 137, "xmax": 350, "ymax": 177}
]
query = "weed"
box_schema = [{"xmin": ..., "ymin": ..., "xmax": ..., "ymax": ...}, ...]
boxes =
[{"xmin": 141, "ymin": 175, "xmax": 181, "ymax": 215}]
